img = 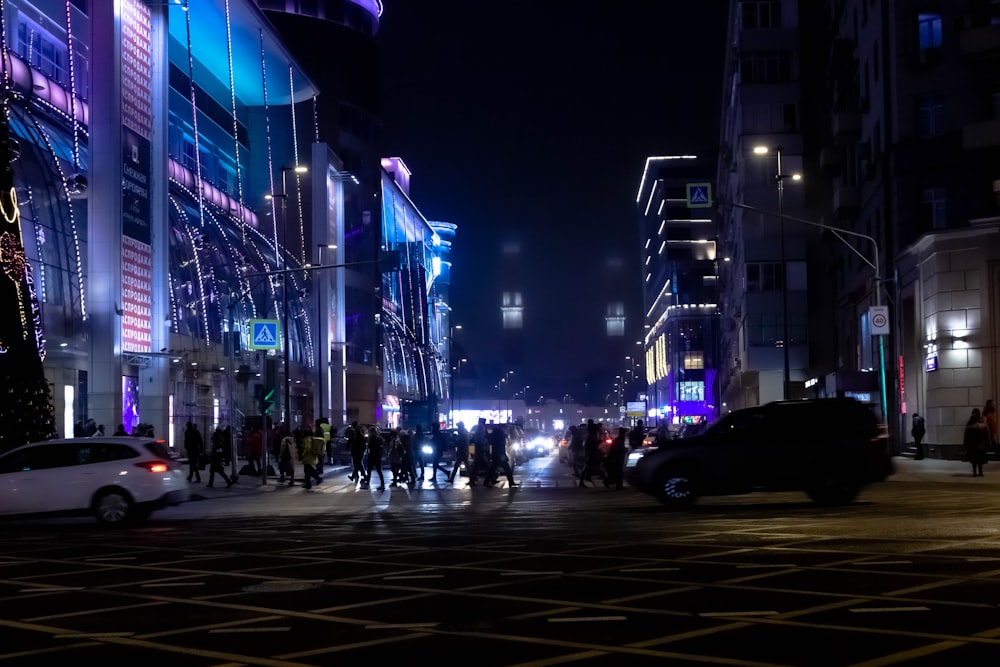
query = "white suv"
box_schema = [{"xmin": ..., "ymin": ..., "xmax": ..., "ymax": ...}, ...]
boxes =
[{"xmin": 0, "ymin": 437, "xmax": 190, "ymax": 524}]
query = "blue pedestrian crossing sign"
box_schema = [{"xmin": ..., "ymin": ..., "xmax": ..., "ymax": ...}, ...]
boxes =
[
  {"xmin": 249, "ymin": 319, "xmax": 280, "ymax": 351},
  {"xmin": 686, "ymin": 182, "xmax": 713, "ymax": 209}
]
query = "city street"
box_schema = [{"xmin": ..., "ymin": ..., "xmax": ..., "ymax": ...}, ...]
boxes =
[{"xmin": 2, "ymin": 456, "xmax": 1000, "ymax": 665}]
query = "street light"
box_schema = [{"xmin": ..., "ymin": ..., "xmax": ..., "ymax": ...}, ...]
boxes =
[
  {"xmin": 266, "ymin": 164, "xmax": 308, "ymax": 438},
  {"xmin": 753, "ymin": 145, "xmax": 801, "ymax": 400}
]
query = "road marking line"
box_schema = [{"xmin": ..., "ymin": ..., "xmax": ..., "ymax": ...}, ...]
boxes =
[
  {"xmin": 365, "ymin": 622, "xmax": 438, "ymax": 629},
  {"xmin": 966, "ymin": 557, "xmax": 1000, "ymax": 561},
  {"xmin": 736, "ymin": 564, "xmax": 798, "ymax": 569},
  {"xmin": 548, "ymin": 616, "xmax": 627, "ymax": 623},
  {"xmin": 84, "ymin": 556, "xmax": 136, "ymax": 561},
  {"xmin": 141, "ymin": 582, "xmax": 206, "ymax": 588},
  {"xmin": 849, "ymin": 606, "xmax": 930, "ymax": 613},
  {"xmin": 620, "ymin": 567, "xmax": 680, "ymax": 572},
  {"xmin": 699, "ymin": 611, "xmax": 778, "ymax": 617},
  {"xmin": 209, "ymin": 627, "xmax": 290, "ymax": 633},
  {"xmin": 56, "ymin": 632, "xmax": 135, "ymax": 638},
  {"xmin": 383, "ymin": 574, "xmax": 444, "ymax": 580},
  {"xmin": 501, "ymin": 571, "xmax": 563, "ymax": 576},
  {"xmin": 850, "ymin": 560, "xmax": 912, "ymax": 565},
  {"xmin": 18, "ymin": 587, "xmax": 83, "ymax": 593}
]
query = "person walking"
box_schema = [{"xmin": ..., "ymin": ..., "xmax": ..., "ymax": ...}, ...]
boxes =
[
  {"xmin": 183, "ymin": 421, "xmax": 204, "ymax": 483},
  {"xmin": 207, "ymin": 432, "xmax": 233, "ymax": 488},
  {"xmin": 466, "ymin": 418, "xmax": 490, "ymax": 486},
  {"xmin": 347, "ymin": 421, "xmax": 367, "ymax": 483},
  {"xmin": 277, "ymin": 435, "xmax": 296, "ymax": 486},
  {"xmin": 628, "ymin": 419, "xmax": 645, "ymax": 452},
  {"xmin": 245, "ymin": 426, "xmax": 263, "ymax": 476},
  {"xmin": 412, "ymin": 424, "xmax": 427, "ymax": 481},
  {"xmin": 578, "ymin": 420, "xmax": 604, "ymax": 487},
  {"xmin": 365, "ymin": 426, "xmax": 386, "ymax": 491},
  {"xmin": 605, "ymin": 427, "xmax": 628, "ymax": 490},
  {"xmin": 447, "ymin": 421, "xmax": 470, "ymax": 484},
  {"xmin": 427, "ymin": 423, "xmax": 451, "ymax": 482},
  {"xmin": 963, "ymin": 408, "xmax": 990, "ymax": 477},
  {"xmin": 301, "ymin": 427, "xmax": 324, "ymax": 489},
  {"xmin": 911, "ymin": 412, "xmax": 926, "ymax": 460},
  {"xmin": 484, "ymin": 422, "xmax": 517, "ymax": 487}
]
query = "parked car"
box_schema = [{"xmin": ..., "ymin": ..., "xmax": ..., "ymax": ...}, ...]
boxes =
[
  {"xmin": 0, "ymin": 437, "xmax": 190, "ymax": 524},
  {"xmin": 625, "ymin": 399, "xmax": 892, "ymax": 508}
]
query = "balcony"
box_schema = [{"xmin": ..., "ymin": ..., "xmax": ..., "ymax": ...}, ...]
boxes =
[
  {"xmin": 833, "ymin": 184, "xmax": 860, "ymax": 218},
  {"xmin": 832, "ymin": 111, "xmax": 861, "ymax": 138},
  {"xmin": 960, "ymin": 23, "xmax": 1000, "ymax": 59},
  {"xmin": 963, "ymin": 119, "xmax": 1000, "ymax": 150}
]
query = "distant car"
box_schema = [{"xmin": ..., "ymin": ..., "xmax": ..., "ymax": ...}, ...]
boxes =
[
  {"xmin": 0, "ymin": 437, "xmax": 190, "ymax": 524},
  {"xmin": 625, "ymin": 399, "xmax": 893, "ymax": 508}
]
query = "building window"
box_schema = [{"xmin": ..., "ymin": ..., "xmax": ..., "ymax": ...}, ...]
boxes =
[
  {"xmin": 746, "ymin": 313, "xmax": 783, "ymax": 346},
  {"xmin": 684, "ymin": 352, "xmax": 704, "ymax": 370},
  {"xmin": 678, "ymin": 381, "xmax": 705, "ymax": 403},
  {"xmin": 921, "ymin": 187, "xmax": 947, "ymax": 230},
  {"xmin": 917, "ymin": 92, "xmax": 946, "ymax": 137},
  {"xmin": 739, "ymin": 50, "xmax": 792, "ymax": 83},
  {"xmin": 746, "ymin": 262, "xmax": 784, "ymax": 292},
  {"xmin": 917, "ymin": 12, "xmax": 943, "ymax": 50},
  {"xmin": 740, "ymin": 1, "xmax": 782, "ymax": 29}
]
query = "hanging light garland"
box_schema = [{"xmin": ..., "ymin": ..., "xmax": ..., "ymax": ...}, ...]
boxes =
[{"xmin": 62, "ymin": 0, "xmax": 86, "ymax": 196}]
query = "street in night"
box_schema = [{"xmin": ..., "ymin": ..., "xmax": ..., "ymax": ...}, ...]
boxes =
[{"xmin": 2, "ymin": 457, "xmax": 1000, "ymax": 666}]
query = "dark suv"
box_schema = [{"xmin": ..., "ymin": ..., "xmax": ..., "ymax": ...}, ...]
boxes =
[{"xmin": 624, "ymin": 399, "xmax": 893, "ymax": 508}]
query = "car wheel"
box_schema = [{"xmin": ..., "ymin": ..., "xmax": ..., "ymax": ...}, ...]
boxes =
[
  {"xmin": 655, "ymin": 466, "xmax": 699, "ymax": 508},
  {"xmin": 93, "ymin": 489, "xmax": 134, "ymax": 525},
  {"xmin": 806, "ymin": 479, "xmax": 859, "ymax": 506}
]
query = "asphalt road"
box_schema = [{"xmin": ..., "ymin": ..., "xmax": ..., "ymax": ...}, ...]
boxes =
[{"xmin": 2, "ymin": 455, "xmax": 1000, "ymax": 666}]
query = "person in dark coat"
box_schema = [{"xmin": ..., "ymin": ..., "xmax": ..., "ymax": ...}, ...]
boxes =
[
  {"xmin": 964, "ymin": 408, "xmax": 990, "ymax": 477},
  {"xmin": 183, "ymin": 421, "xmax": 204, "ymax": 483},
  {"xmin": 605, "ymin": 427, "xmax": 628, "ymax": 490},
  {"xmin": 207, "ymin": 433, "xmax": 233, "ymax": 488},
  {"xmin": 484, "ymin": 422, "xmax": 517, "ymax": 487},
  {"xmin": 447, "ymin": 421, "xmax": 470, "ymax": 484},
  {"xmin": 365, "ymin": 426, "xmax": 385, "ymax": 491},
  {"xmin": 347, "ymin": 421, "xmax": 367, "ymax": 483},
  {"xmin": 911, "ymin": 413, "xmax": 926, "ymax": 460}
]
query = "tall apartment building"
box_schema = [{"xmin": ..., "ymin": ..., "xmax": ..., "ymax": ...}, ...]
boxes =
[
  {"xmin": 637, "ymin": 156, "xmax": 720, "ymax": 427},
  {"xmin": 816, "ymin": 0, "xmax": 1000, "ymax": 452},
  {"xmin": 717, "ymin": 1, "xmax": 814, "ymax": 411}
]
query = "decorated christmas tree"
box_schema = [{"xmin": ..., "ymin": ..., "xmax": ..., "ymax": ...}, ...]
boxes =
[{"xmin": 0, "ymin": 105, "xmax": 56, "ymax": 450}]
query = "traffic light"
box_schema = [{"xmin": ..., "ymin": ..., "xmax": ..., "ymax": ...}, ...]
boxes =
[{"xmin": 254, "ymin": 384, "xmax": 275, "ymax": 414}]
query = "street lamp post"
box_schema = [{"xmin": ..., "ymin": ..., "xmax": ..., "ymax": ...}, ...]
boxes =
[
  {"xmin": 754, "ymin": 146, "xmax": 800, "ymax": 400},
  {"xmin": 315, "ymin": 243, "xmax": 336, "ymax": 424}
]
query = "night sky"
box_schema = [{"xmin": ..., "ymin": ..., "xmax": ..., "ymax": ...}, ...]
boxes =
[{"xmin": 376, "ymin": 1, "xmax": 728, "ymax": 402}]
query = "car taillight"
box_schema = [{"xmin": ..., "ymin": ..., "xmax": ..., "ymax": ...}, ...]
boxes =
[
  {"xmin": 605, "ymin": 438, "xmax": 612, "ymax": 445},
  {"xmin": 136, "ymin": 461, "xmax": 169, "ymax": 473}
]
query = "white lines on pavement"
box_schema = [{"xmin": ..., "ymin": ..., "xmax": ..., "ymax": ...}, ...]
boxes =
[
  {"xmin": 18, "ymin": 587, "xmax": 83, "ymax": 593},
  {"xmin": 849, "ymin": 606, "xmax": 930, "ymax": 613},
  {"xmin": 548, "ymin": 616, "xmax": 627, "ymax": 623},
  {"xmin": 966, "ymin": 557, "xmax": 1000, "ymax": 561},
  {"xmin": 141, "ymin": 582, "xmax": 206, "ymax": 588},
  {"xmin": 56, "ymin": 632, "xmax": 134, "ymax": 639},
  {"xmin": 849, "ymin": 560, "xmax": 912, "ymax": 566},
  {"xmin": 735, "ymin": 564, "xmax": 798, "ymax": 569},
  {"xmin": 209, "ymin": 627, "xmax": 291, "ymax": 633},
  {"xmin": 501, "ymin": 571, "xmax": 563, "ymax": 576},
  {"xmin": 620, "ymin": 567, "xmax": 680, "ymax": 573},
  {"xmin": 699, "ymin": 611, "xmax": 779, "ymax": 618},
  {"xmin": 365, "ymin": 622, "xmax": 438, "ymax": 629},
  {"xmin": 84, "ymin": 556, "xmax": 136, "ymax": 562},
  {"xmin": 383, "ymin": 574, "xmax": 444, "ymax": 581}
]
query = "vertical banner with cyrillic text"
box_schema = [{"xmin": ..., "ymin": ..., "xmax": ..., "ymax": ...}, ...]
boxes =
[{"xmin": 120, "ymin": 0, "xmax": 152, "ymax": 353}]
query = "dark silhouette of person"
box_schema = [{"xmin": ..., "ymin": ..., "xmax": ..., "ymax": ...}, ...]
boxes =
[
  {"xmin": 245, "ymin": 426, "xmax": 263, "ymax": 475},
  {"xmin": 400, "ymin": 428, "xmax": 418, "ymax": 487},
  {"xmin": 485, "ymin": 423, "xmax": 517, "ymax": 487},
  {"xmin": 568, "ymin": 424, "xmax": 585, "ymax": 479},
  {"xmin": 412, "ymin": 424, "xmax": 426, "ymax": 481},
  {"xmin": 628, "ymin": 419, "xmax": 645, "ymax": 452},
  {"xmin": 183, "ymin": 421, "xmax": 204, "ymax": 483},
  {"xmin": 466, "ymin": 418, "xmax": 490, "ymax": 486},
  {"xmin": 605, "ymin": 427, "xmax": 628, "ymax": 490},
  {"xmin": 447, "ymin": 421, "xmax": 470, "ymax": 484},
  {"xmin": 911, "ymin": 413, "xmax": 926, "ymax": 460},
  {"xmin": 113, "ymin": 423, "xmax": 128, "ymax": 436},
  {"xmin": 347, "ymin": 421, "xmax": 367, "ymax": 483},
  {"xmin": 578, "ymin": 421, "xmax": 604, "ymax": 487},
  {"xmin": 207, "ymin": 434, "xmax": 233, "ymax": 488},
  {"xmin": 365, "ymin": 426, "xmax": 385, "ymax": 491},
  {"xmin": 427, "ymin": 423, "xmax": 450, "ymax": 482},
  {"xmin": 964, "ymin": 408, "xmax": 989, "ymax": 477}
]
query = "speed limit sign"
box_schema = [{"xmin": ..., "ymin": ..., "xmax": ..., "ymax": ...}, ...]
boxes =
[{"xmin": 869, "ymin": 306, "xmax": 889, "ymax": 336}]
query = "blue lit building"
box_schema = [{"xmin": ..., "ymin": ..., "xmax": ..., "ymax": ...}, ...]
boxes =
[
  {"xmin": 0, "ymin": 0, "xmax": 396, "ymax": 447},
  {"xmin": 636, "ymin": 155, "xmax": 720, "ymax": 426}
]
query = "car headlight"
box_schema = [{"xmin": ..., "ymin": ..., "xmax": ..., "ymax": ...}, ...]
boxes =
[{"xmin": 421, "ymin": 445, "xmax": 433, "ymax": 455}]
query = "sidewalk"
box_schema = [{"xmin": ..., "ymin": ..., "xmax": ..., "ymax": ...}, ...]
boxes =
[{"xmin": 888, "ymin": 456, "xmax": 1000, "ymax": 485}]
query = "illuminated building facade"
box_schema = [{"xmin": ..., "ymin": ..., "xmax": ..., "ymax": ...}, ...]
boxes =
[
  {"xmin": 379, "ymin": 157, "xmax": 449, "ymax": 428},
  {"xmin": 0, "ymin": 0, "xmax": 401, "ymax": 447},
  {"xmin": 636, "ymin": 155, "xmax": 720, "ymax": 426}
]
